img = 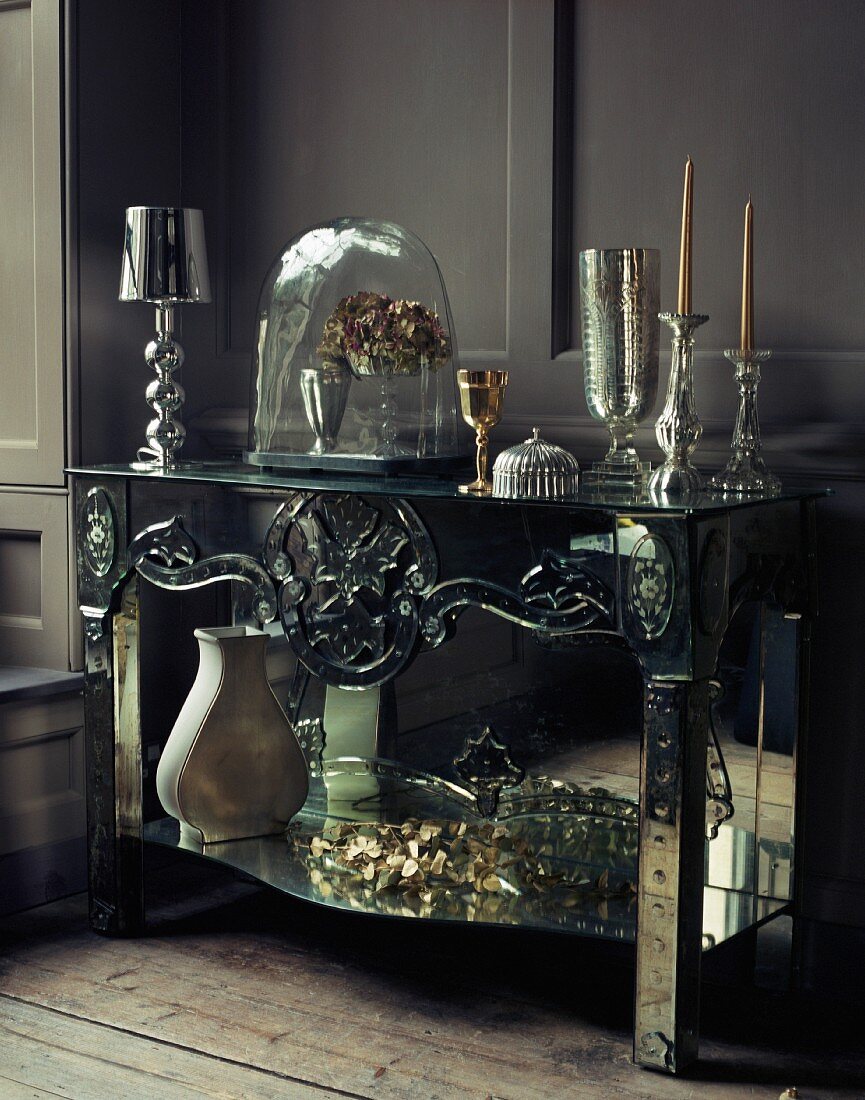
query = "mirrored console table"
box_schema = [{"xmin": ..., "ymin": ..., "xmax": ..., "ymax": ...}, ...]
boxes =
[{"xmin": 70, "ymin": 462, "xmax": 825, "ymax": 1075}]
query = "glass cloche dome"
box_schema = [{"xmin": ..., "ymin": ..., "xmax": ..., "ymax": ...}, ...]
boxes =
[{"xmin": 246, "ymin": 218, "xmax": 465, "ymax": 471}]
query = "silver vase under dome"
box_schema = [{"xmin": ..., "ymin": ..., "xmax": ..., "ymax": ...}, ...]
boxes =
[
  {"xmin": 579, "ymin": 248, "xmax": 660, "ymax": 487},
  {"xmin": 300, "ymin": 361, "xmax": 352, "ymax": 456}
]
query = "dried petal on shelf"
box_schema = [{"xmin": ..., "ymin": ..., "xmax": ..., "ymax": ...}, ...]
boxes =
[{"xmin": 291, "ymin": 809, "xmax": 639, "ymax": 928}]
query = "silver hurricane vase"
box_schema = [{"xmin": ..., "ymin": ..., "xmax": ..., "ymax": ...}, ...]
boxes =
[
  {"xmin": 579, "ymin": 248, "xmax": 660, "ymax": 486},
  {"xmin": 709, "ymin": 349, "xmax": 780, "ymax": 494},
  {"xmin": 648, "ymin": 313, "xmax": 709, "ymax": 496}
]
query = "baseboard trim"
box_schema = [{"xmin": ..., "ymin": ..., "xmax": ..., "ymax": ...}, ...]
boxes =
[{"xmin": 0, "ymin": 835, "xmax": 86, "ymax": 916}]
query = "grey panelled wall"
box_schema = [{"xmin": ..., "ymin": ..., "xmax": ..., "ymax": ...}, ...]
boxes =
[
  {"xmin": 563, "ymin": 0, "xmax": 865, "ymax": 472},
  {"xmin": 71, "ymin": 0, "xmax": 182, "ymax": 467},
  {"xmin": 71, "ymin": 0, "xmax": 865, "ymax": 925},
  {"xmin": 178, "ymin": 0, "xmax": 556, "ymax": 433},
  {"xmin": 562, "ymin": 0, "xmax": 865, "ymax": 928},
  {"xmin": 223, "ymin": 2, "xmax": 511, "ymax": 356}
]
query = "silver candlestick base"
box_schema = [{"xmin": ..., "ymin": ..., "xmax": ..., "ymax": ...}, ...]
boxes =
[
  {"xmin": 709, "ymin": 349, "xmax": 780, "ymax": 494},
  {"xmin": 582, "ymin": 460, "xmax": 652, "ymax": 490},
  {"xmin": 648, "ymin": 312, "xmax": 709, "ymax": 496}
]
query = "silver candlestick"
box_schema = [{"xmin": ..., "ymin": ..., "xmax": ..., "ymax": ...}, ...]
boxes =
[
  {"xmin": 648, "ymin": 312, "xmax": 709, "ymax": 495},
  {"xmin": 709, "ymin": 349, "xmax": 779, "ymax": 494}
]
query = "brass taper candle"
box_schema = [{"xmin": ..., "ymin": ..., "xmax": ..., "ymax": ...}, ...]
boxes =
[
  {"xmin": 740, "ymin": 196, "xmax": 754, "ymax": 351},
  {"xmin": 677, "ymin": 156, "xmax": 694, "ymax": 314}
]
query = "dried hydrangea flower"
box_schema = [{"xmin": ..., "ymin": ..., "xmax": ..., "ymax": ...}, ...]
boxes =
[{"xmin": 316, "ymin": 290, "xmax": 451, "ymax": 374}]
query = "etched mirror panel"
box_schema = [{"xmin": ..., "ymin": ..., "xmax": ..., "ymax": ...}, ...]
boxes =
[
  {"xmin": 119, "ymin": 480, "xmax": 802, "ymax": 945},
  {"xmin": 702, "ymin": 600, "xmax": 796, "ymax": 904}
]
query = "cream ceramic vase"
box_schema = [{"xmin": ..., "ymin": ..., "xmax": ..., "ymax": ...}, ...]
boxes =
[{"xmin": 156, "ymin": 626, "xmax": 309, "ymax": 844}]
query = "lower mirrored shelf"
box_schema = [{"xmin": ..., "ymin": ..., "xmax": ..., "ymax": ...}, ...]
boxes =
[{"xmin": 143, "ymin": 803, "xmax": 787, "ymax": 949}]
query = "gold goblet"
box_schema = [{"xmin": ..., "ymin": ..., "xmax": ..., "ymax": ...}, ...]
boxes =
[{"xmin": 457, "ymin": 369, "xmax": 508, "ymax": 493}]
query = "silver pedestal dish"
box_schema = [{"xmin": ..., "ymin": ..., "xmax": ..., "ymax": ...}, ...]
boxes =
[
  {"xmin": 492, "ymin": 428, "xmax": 580, "ymax": 499},
  {"xmin": 579, "ymin": 248, "xmax": 660, "ymax": 488}
]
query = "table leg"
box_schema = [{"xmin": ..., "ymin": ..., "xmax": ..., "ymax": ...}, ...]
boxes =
[
  {"xmin": 84, "ymin": 575, "xmax": 144, "ymax": 936},
  {"xmin": 791, "ymin": 498, "xmax": 816, "ymax": 988},
  {"xmin": 634, "ymin": 678, "xmax": 709, "ymax": 1073}
]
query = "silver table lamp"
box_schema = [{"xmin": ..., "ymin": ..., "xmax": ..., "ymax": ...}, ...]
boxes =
[{"xmin": 119, "ymin": 207, "xmax": 211, "ymax": 468}]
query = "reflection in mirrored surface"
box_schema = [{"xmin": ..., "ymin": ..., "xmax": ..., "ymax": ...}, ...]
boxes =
[
  {"xmin": 143, "ymin": 594, "xmax": 793, "ymax": 947},
  {"xmin": 144, "ymin": 800, "xmax": 784, "ymax": 947},
  {"xmin": 120, "ymin": 478, "xmax": 815, "ymax": 965},
  {"xmin": 707, "ymin": 602, "xmax": 797, "ymax": 903},
  {"xmin": 141, "ymin": 598, "xmax": 796, "ymax": 941}
]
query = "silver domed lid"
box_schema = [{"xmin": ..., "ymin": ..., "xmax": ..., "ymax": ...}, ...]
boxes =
[{"xmin": 492, "ymin": 428, "xmax": 580, "ymax": 499}]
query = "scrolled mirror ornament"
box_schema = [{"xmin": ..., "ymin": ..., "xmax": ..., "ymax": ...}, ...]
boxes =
[
  {"xmin": 129, "ymin": 515, "xmax": 277, "ymax": 624},
  {"xmin": 421, "ymin": 550, "xmax": 614, "ymax": 647},
  {"xmin": 272, "ymin": 493, "xmax": 437, "ymax": 688}
]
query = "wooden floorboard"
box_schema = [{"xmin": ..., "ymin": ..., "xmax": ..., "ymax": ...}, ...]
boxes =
[
  {"xmin": 1, "ymin": 866, "xmax": 863, "ymax": 1100},
  {"xmin": 0, "ymin": 998, "xmax": 335, "ymax": 1099}
]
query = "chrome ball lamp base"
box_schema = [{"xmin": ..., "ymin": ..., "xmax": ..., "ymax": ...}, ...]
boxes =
[
  {"xmin": 134, "ymin": 305, "xmax": 187, "ymax": 470},
  {"xmin": 709, "ymin": 349, "xmax": 780, "ymax": 494},
  {"xmin": 648, "ymin": 312, "xmax": 709, "ymax": 496}
]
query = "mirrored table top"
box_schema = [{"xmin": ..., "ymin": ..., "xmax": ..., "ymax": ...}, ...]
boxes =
[{"xmin": 68, "ymin": 462, "xmax": 830, "ymax": 515}]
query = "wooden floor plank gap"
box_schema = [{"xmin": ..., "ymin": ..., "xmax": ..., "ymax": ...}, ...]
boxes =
[
  {"xmin": 0, "ymin": 993, "xmax": 369, "ymax": 1100},
  {"xmin": 0, "ymin": 1075, "xmax": 70, "ymax": 1099}
]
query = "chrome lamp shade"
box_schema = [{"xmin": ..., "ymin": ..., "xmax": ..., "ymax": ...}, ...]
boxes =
[
  {"xmin": 120, "ymin": 207, "xmax": 211, "ymax": 305},
  {"xmin": 119, "ymin": 207, "xmax": 211, "ymax": 469}
]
